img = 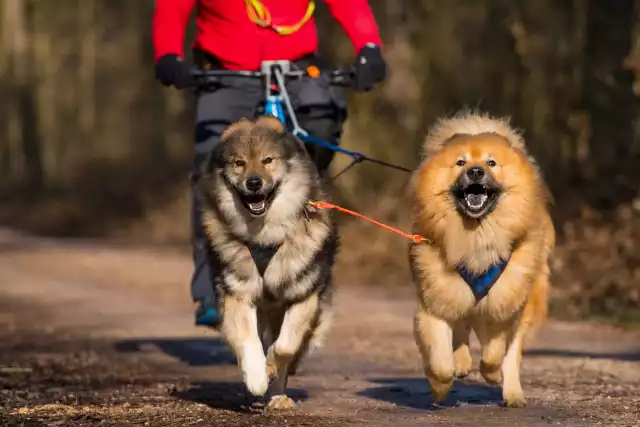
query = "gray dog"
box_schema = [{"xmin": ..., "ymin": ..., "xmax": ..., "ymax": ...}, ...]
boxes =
[{"xmin": 195, "ymin": 115, "xmax": 339, "ymax": 410}]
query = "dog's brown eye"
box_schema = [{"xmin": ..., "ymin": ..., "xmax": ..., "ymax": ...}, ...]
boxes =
[
  {"xmin": 234, "ymin": 160, "xmax": 245, "ymax": 167},
  {"xmin": 456, "ymin": 159, "xmax": 466, "ymax": 167},
  {"xmin": 262, "ymin": 157, "xmax": 274, "ymax": 165},
  {"xmin": 487, "ymin": 159, "xmax": 497, "ymax": 167}
]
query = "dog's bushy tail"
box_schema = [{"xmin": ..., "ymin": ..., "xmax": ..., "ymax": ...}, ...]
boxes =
[
  {"xmin": 522, "ymin": 264, "xmax": 551, "ymax": 346},
  {"xmin": 523, "ymin": 214, "xmax": 556, "ymax": 345}
]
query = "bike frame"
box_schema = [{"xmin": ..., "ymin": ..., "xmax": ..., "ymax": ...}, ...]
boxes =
[{"xmin": 191, "ymin": 61, "xmax": 410, "ymax": 176}]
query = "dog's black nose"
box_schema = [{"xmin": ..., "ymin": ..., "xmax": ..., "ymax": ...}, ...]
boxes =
[
  {"xmin": 466, "ymin": 166, "xmax": 485, "ymax": 180},
  {"xmin": 245, "ymin": 176, "xmax": 262, "ymax": 192}
]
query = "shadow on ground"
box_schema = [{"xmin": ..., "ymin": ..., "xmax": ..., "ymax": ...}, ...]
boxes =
[
  {"xmin": 113, "ymin": 338, "xmax": 312, "ymax": 412},
  {"xmin": 357, "ymin": 377, "xmax": 503, "ymax": 410},
  {"xmin": 114, "ymin": 338, "xmax": 237, "ymax": 366},
  {"xmin": 171, "ymin": 381, "xmax": 309, "ymax": 413},
  {"xmin": 0, "ymin": 416, "xmax": 49, "ymax": 427},
  {"xmin": 524, "ymin": 348, "xmax": 640, "ymax": 362}
]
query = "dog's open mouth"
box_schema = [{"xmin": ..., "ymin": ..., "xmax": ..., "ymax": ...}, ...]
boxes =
[
  {"xmin": 240, "ymin": 190, "xmax": 276, "ymax": 216},
  {"xmin": 464, "ymin": 184, "xmax": 493, "ymax": 210},
  {"xmin": 453, "ymin": 183, "xmax": 500, "ymax": 218}
]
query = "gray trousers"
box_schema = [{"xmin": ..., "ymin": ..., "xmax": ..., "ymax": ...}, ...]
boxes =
[{"xmin": 189, "ymin": 59, "xmax": 348, "ymax": 302}]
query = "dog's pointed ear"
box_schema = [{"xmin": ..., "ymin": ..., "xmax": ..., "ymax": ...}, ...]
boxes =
[
  {"xmin": 256, "ymin": 115, "xmax": 286, "ymax": 133},
  {"xmin": 220, "ymin": 118, "xmax": 253, "ymax": 141},
  {"xmin": 282, "ymin": 132, "xmax": 308, "ymax": 157}
]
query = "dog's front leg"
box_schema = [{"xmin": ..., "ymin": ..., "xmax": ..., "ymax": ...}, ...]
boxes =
[
  {"xmin": 264, "ymin": 293, "xmax": 320, "ymax": 410},
  {"xmin": 221, "ymin": 295, "xmax": 269, "ymax": 397},
  {"xmin": 501, "ymin": 323, "xmax": 526, "ymax": 408},
  {"xmin": 501, "ymin": 271, "xmax": 549, "ymax": 408},
  {"xmin": 414, "ymin": 307, "xmax": 454, "ymax": 403}
]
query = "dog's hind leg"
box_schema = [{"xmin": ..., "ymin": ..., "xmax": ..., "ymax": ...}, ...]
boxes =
[
  {"xmin": 472, "ymin": 318, "xmax": 509, "ymax": 386},
  {"xmin": 288, "ymin": 302, "xmax": 333, "ymax": 376},
  {"xmin": 414, "ymin": 307, "xmax": 454, "ymax": 403},
  {"xmin": 260, "ymin": 307, "xmax": 284, "ymax": 355},
  {"xmin": 265, "ymin": 293, "xmax": 320, "ymax": 410},
  {"xmin": 221, "ymin": 296, "xmax": 269, "ymax": 397},
  {"xmin": 453, "ymin": 319, "xmax": 472, "ymax": 378},
  {"xmin": 286, "ymin": 334, "xmax": 309, "ymax": 376}
]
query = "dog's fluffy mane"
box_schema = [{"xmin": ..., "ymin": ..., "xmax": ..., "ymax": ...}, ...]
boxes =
[
  {"xmin": 418, "ymin": 110, "xmax": 551, "ymax": 205},
  {"xmin": 422, "ymin": 110, "xmax": 527, "ymax": 157},
  {"xmin": 410, "ymin": 110, "xmax": 554, "ymax": 274}
]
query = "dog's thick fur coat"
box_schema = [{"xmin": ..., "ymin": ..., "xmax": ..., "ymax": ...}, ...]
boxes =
[
  {"xmin": 408, "ymin": 111, "xmax": 555, "ymax": 408},
  {"xmin": 196, "ymin": 116, "xmax": 338, "ymax": 410}
]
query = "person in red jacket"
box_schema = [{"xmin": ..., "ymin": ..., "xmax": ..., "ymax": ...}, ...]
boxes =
[{"xmin": 153, "ymin": 0, "xmax": 387, "ymax": 328}]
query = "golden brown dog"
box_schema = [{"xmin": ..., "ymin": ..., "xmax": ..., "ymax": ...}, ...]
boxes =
[{"xmin": 408, "ymin": 111, "xmax": 555, "ymax": 408}]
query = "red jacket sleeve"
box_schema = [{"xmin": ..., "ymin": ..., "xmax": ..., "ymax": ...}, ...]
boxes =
[
  {"xmin": 152, "ymin": 0, "xmax": 197, "ymax": 62},
  {"xmin": 322, "ymin": 0, "xmax": 382, "ymax": 52}
]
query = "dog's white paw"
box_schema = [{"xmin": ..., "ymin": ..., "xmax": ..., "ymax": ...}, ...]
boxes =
[
  {"xmin": 242, "ymin": 349, "xmax": 269, "ymax": 396},
  {"xmin": 244, "ymin": 371, "xmax": 269, "ymax": 396}
]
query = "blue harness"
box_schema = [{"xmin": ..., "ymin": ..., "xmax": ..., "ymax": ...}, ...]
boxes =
[{"xmin": 456, "ymin": 257, "xmax": 510, "ymax": 301}]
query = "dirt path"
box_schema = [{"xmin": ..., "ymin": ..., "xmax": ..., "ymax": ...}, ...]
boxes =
[{"xmin": 0, "ymin": 230, "xmax": 639, "ymax": 427}]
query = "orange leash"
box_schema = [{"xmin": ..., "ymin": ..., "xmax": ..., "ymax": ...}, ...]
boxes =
[{"xmin": 307, "ymin": 200, "xmax": 430, "ymax": 244}]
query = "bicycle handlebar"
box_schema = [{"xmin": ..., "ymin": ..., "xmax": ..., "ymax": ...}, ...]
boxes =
[{"xmin": 190, "ymin": 66, "xmax": 355, "ymax": 88}]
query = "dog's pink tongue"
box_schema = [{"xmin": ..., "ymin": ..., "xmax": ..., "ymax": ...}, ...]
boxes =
[{"xmin": 466, "ymin": 193, "xmax": 486, "ymax": 208}]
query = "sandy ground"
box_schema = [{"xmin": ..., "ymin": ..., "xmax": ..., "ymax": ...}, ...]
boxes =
[{"xmin": 0, "ymin": 229, "xmax": 639, "ymax": 427}]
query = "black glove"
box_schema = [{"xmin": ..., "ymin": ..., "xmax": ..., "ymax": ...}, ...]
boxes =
[
  {"xmin": 353, "ymin": 43, "xmax": 387, "ymax": 92},
  {"xmin": 155, "ymin": 54, "xmax": 194, "ymax": 89}
]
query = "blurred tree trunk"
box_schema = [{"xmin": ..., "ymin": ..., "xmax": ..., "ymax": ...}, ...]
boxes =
[
  {"xmin": 78, "ymin": 0, "xmax": 96, "ymax": 141},
  {"xmin": 5, "ymin": 0, "xmax": 44, "ymax": 191},
  {"xmin": 583, "ymin": 0, "xmax": 637, "ymax": 183},
  {"xmin": 2, "ymin": 0, "xmax": 24, "ymax": 181},
  {"xmin": 0, "ymin": 2, "xmax": 14, "ymax": 179}
]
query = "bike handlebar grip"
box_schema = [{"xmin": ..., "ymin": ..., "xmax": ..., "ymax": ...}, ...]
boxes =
[
  {"xmin": 190, "ymin": 68, "xmax": 223, "ymax": 87},
  {"xmin": 328, "ymin": 67, "xmax": 355, "ymax": 87},
  {"xmin": 189, "ymin": 66, "xmax": 355, "ymax": 88}
]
